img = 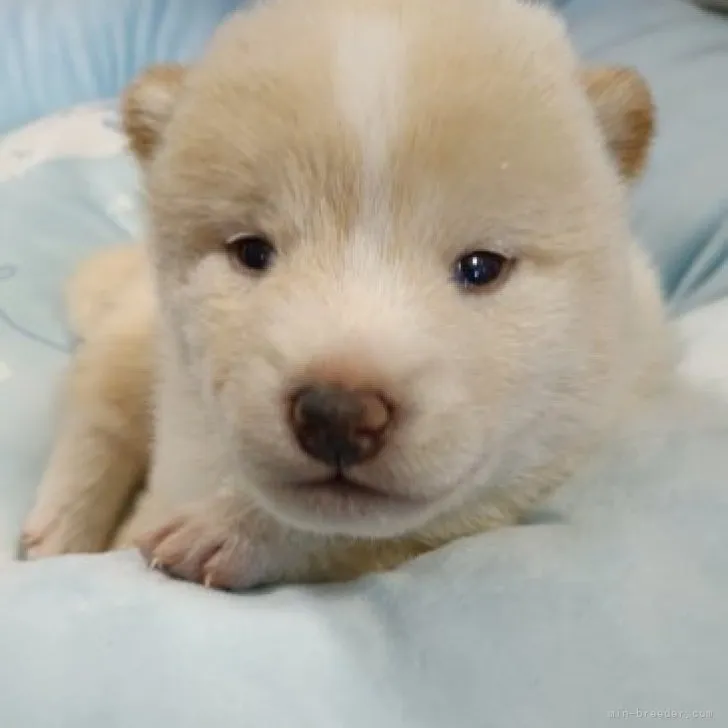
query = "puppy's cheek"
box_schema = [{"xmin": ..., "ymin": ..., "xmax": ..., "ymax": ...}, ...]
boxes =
[
  {"xmin": 185, "ymin": 317, "xmax": 237, "ymax": 394},
  {"xmin": 205, "ymin": 329, "xmax": 250, "ymax": 400},
  {"xmin": 174, "ymin": 276, "xmax": 256, "ymax": 394},
  {"xmin": 391, "ymin": 333, "xmax": 567, "ymax": 499},
  {"xmin": 205, "ymin": 352, "xmax": 299, "ymax": 469},
  {"xmin": 370, "ymin": 377, "xmax": 497, "ymax": 499}
]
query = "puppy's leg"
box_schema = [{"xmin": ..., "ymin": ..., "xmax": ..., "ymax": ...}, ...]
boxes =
[
  {"xmin": 21, "ymin": 286, "xmax": 154, "ymax": 558},
  {"xmin": 65, "ymin": 243, "xmax": 147, "ymax": 337}
]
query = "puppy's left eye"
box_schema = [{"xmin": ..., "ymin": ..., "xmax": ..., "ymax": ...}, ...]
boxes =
[
  {"xmin": 453, "ymin": 250, "xmax": 510, "ymax": 290},
  {"xmin": 225, "ymin": 233, "xmax": 277, "ymax": 273}
]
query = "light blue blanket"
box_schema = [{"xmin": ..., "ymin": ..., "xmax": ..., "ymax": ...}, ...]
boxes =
[{"xmin": 1, "ymin": 0, "xmax": 728, "ymax": 726}]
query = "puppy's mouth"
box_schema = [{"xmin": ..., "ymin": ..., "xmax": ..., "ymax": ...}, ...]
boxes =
[
  {"xmin": 288, "ymin": 473, "xmax": 389, "ymax": 500},
  {"xmin": 277, "ymin": 472, "xmax": 419, "ymax": 512}
]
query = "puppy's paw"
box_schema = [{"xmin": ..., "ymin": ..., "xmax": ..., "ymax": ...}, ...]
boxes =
[
  {"xmin": 20, "ymin": 506, "xmax": 108, "ymax": 559},
  {"xmin": 136, "ymin": 498, "xmax": 281, "ymax": 590}
]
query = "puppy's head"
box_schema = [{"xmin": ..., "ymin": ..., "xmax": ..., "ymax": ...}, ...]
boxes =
[{"xmin": 123, "ymin": 0, "xmax": 657, "ymax": 538}]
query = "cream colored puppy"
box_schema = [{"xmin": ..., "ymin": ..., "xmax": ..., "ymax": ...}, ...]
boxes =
[{"xmin": 21, "ymin": 0, "xmax": 672, "ymax": 588}]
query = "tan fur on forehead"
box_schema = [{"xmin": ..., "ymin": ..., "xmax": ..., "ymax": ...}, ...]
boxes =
[
  {"xmin": 129, "ymin": 0, "xmax": 644, "ymax": 265},
  {"xmin": 125, "ymin": 0, "xmax": 652, "ymax": 216}
]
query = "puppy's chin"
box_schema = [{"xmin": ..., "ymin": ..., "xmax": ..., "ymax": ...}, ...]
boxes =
[
  {"xmin": 240, "ymin": 444, "xmax": 498, "ymax": 538},
  {"xmin": 249, "ymin": 473, "xmax": 445, "ymax": 539}
]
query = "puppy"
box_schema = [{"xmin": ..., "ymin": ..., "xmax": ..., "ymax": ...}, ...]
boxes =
[{"xmin": 21, "ymin": 0, "xmax": 672, "ymax": 589}]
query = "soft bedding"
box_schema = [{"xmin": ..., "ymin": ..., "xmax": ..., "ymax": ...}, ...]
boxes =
[
  {"xmin": 1, "ymin": 0, "xmax": 728, "ymax": 726},
  {"xmin": 0, "ymin": 0, "xmax": 242, "ymax": 135}
]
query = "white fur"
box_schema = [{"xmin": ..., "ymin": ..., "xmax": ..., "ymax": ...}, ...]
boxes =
[{"xmin": 334, "ymin": 13, "xmax": 405, "ymax": 223}]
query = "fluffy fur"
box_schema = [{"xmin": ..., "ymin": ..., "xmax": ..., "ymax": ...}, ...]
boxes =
[{"xmin": 21, "ymin": 0, "xmax": 672, "ymax": 589}]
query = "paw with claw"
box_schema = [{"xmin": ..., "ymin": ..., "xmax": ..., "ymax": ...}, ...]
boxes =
[{"xmin": 135, "ymin": 493, "xmax": 292, "ymax": 590}]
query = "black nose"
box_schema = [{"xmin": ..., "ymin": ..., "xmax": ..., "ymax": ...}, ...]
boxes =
[{"xmin": 289, "ymin": 384, "xmax": 392, "ymax": 467}]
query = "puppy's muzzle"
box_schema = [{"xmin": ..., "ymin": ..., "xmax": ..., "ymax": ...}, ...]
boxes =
[{"xmin": 289, "ymin": 384, "xmax": 393, "ymax": 467}]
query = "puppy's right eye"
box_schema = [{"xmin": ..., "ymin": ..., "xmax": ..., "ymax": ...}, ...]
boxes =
[
  {"xmin": 453, "ymin": 250, "xmax": 510, "ymax": 290},
  {"xmin": 225, "ymin": 233, "xmax": 277, "ymax": 273}
]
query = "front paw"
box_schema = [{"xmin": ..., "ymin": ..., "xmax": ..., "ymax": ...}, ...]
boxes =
[
  {"xmin": 20, "ymin": 506, "xmax": 108, "ymax": 560},
  {"xmin": 135, "ymin": 500, "xmax": 279, "ymax": 590}
]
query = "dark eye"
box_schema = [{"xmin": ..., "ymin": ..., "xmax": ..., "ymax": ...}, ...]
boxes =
[
  {"xmin": 226, "ymin": 234, "xmax": 276, "ymax": 273},
  {"xmin": 453, "ymin": 250, "xmax": 510, "ymax": 290}
]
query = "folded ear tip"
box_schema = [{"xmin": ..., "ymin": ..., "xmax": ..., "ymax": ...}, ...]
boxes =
[
  {"xmin": 122, "ymin": 64, "xmax": 188, "ymax": 163},
  {"xmin": 582, "ymin": 66, "xmax": 656, "ymax": 182}
]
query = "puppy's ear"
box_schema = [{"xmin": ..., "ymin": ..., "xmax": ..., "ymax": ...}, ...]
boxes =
[
  {"xmin": 581, "ymin": 66, "xmax": 655, "ymax": 182},
  {"xmin": 121, "ymin": 64, "xmax": 188, "ymax": 163}
]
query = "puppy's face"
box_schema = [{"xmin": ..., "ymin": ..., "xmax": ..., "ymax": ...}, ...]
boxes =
[{"xmin": 125, "ymin": 0, "xmax": 654, "ymax": 538}]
